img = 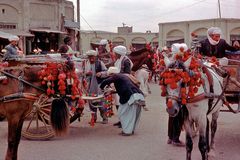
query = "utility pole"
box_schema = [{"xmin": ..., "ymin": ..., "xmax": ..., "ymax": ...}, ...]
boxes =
[
  {"xmin": 77, "ymin": 0, "xmax": 81, "ymax": 52},
  {"xmin": 218, "ymin": 0, "xmax": 221, "ymax": 19}
]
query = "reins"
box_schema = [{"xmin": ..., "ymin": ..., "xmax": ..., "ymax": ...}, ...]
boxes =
[
  {"xmin": 1, "ymin": 70, "xmax": 45, "ymax": 92},
  {"xmin": 0, "ymin": 67, "xmax": 46, "ymax": 102}
]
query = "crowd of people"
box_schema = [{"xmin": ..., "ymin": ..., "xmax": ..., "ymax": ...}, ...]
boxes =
[{"xmin": 1, "ymin": 26, "xmax": 239, "ymax": 141}]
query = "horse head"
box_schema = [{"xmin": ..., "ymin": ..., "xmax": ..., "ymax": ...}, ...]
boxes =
[
  {"xmin": 128, "ymin": 47, "xmax": 155, "ymax": 71},
  {"xmin": 161, "ymin": 60, "xmax": 188, "ymax": 117}
]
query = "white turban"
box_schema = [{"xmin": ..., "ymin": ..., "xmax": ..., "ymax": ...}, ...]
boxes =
[
  {"xmin": 100, "ymin": 39, "xmax": 108, "ymax": 45},
  {"xmin": 86, "ymin": 50, "xmax": 98, "ymax": 56},
  {"xmin": 8, "ymin": 36, "xmax": 19, "ymax": 42},
  {"xmin": 207, "ymin": 27, "xmax": 222, "ymax": 45},
  {"xmin": 171, "ymin": 43, "xmax": 188, "ymax": 53},
  {"xmin": 107, "ymin": 67, "xmax": 120, "ymax": 75},
  {"xmin": 207, "ymin": 27, "xmax": 222, "ymax": 36},
  {"xmin": 113, "ymin": 45, "xmax": 127, "ymax": 56}
]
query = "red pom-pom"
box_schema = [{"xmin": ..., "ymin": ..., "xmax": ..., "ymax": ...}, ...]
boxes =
[
  {"xmin": 167, "ymin": 99, "xmax": 173, "ymax": 108},
  {"xmin": 47, "ymin": 88, "xmax": 52, "ymax": 95},
  {"xmin": 170, "ymin": 83, "xmax": 178, "ymax": 89},
  {"xmin": 179, "ymin": 47, "xmax": 184, "ymax": 52},
  {"xmin": 182, "ymin": 98, "xmax": 187, "ymax": 105}
]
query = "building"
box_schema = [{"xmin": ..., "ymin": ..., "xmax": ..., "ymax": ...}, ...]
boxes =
[
  {"xmin": 0, "ymin": 0, "xmax": 79, "ymax": 54},
  {"xmin": 158, "ymin": 18, "xmax": 240, "ymax": 48},
  {"xmin": 80, "ymin": 26, "xmax": 159, "ymax": 54}
]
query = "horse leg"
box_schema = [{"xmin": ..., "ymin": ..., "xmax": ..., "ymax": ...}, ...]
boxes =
[
  {"xmin": 210, "ymin": 111, "xmax": 219, "ymax": 149},
  {"xmin": 186, "ymin": 133, "xmax": 193, "ymax": 160},
  {"xmin": 198, "ymin": 116, "xmax": 209, "ymax": 160},
  {"xmin": 6, "ymin": 117, "xmax": 24, "ymax": 160},
  {"xmin": 184, "ymin": 120, "xmax": 193, "ymax": 160},
  {"xmin": 207, "ymin": 111, "xmax": 220, "ymax": 160}
]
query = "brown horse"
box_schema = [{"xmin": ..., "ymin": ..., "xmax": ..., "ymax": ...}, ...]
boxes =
[
  {"xmin": 128, "ymin": 47, "xmax": 155, "ymax": 72},
  {"xmin": 0, "ymin": 64, "xmax": 69, "ymax": 160}
]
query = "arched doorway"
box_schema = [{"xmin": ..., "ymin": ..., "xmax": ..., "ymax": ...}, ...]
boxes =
[
  {"xmin": 230, "ymin": 27, "xmax": 240, "ymax": 46},
  {"xmin": 112, "ymin": 37, "xmax": 125, "ymax": 46},
  {"xmin": 166, "ymin": 29, "xmax": 184, "ymax": 47},
  {"xmin": 131, "ymin": 37, "xmax": 146, "ymax": 50},
  {"xmin": 192, "ymin": 28, "xmax": 208, "ymax": 41}
]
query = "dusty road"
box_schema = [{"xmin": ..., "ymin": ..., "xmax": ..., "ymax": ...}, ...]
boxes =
[{"xmin": 0, "ymin": 83, "xmax": 240, "ymax": 160}]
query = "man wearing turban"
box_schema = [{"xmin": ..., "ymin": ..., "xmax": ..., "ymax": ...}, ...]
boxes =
[
  {"xmin": 199, "ymin": 27, "xmax": 238, "ymax": 58},
  {"xmin": 3, "ymin": 36, "xmax": 22, "ymax": 61},
  {"xmin": 84, "ymin": 50, "xmax": 108, "ymax": 124},
  {"xmin": 112, "ymin": 45, "xmax": 133, "ymax": 127}
]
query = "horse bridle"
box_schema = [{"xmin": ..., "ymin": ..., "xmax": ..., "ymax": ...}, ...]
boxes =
[{"xmin": 165, "ymin": 67, "xmax": 229, "ymax": 115}]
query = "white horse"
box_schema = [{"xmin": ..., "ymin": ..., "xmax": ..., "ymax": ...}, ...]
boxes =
[
  {"xmin": 135, "ymin": 66, "xmax": 151, "ymax": 97},
  {"xmin": 161, "ymin": 55, "xmax": 226, "ymax": 160}
]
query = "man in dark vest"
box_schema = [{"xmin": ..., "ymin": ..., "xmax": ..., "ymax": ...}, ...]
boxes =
[
  {"xmin": 112, "ymin": 45, "xmax": 133, "ymax": 127},
  {"xmin": 85, "ymin": 50, "xmax": 108, "ymax": 124},
  {"xmin": 199, "ymin": 27, "xmax": 238, "ymax": 58},
  {"xmin": 3, "ymin": 36, "xmax": 23, "ymax": 61}
]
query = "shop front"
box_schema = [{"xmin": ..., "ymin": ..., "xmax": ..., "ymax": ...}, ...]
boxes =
[{"xmin": 30, "ymin": 28, "xmax": 66, "ymax": 54}]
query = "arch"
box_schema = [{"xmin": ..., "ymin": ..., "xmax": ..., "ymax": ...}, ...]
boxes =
[
  {"xmin": 0, "ymin": 4, "xmax": 19, "ymax": 23},
  {"xmin": 131, "ymin": 37, "xmax": 146, "ymax": 44},
  {"xmin": 192, "ymin": 28, "xmax": 208, "ymax": 35},
  {"xmin": 166, "ymin": 29, "xmax": 184, "ymax": 46},
  {"xmin": 230, "ymin": 27, "xmax": 240, "ymax": 36},
  {"xmin": 230, "ymin": 27, "xmax": 240, "ymax": 45},
  {"xmin": 192, "ymin": 28, "xmax": 208, "ymax": 41},
  {"xmin": 112, "ymin": 37, "xmax": 126, "ymax": 46},
  {"xmin": 131, "ymin": 37, "xmax": 147, "ymax": 50}
]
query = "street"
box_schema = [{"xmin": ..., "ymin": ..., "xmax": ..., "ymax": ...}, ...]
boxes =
[{"xmin": 0, "ymin": 83, "xmax": 240, "ymax": 160}]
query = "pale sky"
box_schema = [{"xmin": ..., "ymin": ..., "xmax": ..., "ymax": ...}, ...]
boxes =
[{"xmin": 69, "ymin": 0, "xmax": 240, "ymax": 33}]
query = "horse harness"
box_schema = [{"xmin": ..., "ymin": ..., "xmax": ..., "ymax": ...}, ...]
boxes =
[
  {"xmin": 0, "ymin": 67, "xmax": 45, "ymax": 103},
  {"xmin": 165, "ymin": 65, "xmax": 231, "ymax": 115}
]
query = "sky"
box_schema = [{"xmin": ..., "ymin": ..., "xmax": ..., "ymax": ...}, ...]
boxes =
[{"xmin": 69, "ymin": 0, "xmax": 240, "ymax": 33}]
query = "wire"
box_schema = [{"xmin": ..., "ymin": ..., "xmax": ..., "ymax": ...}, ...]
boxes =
[
  {"xmin": 80, "ymin": 14, "xmax": 95, "ymax": 32},
  {"xmin": 157, "ymin": 0, "xmax": 208, "ymax": 18},
  {"xmin": 132, "ymin": 0, "xmax": 209, "ymax": 23}
]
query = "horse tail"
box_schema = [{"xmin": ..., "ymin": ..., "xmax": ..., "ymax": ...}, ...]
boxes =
[{"xmin": 50, "ymin": 98, "xmax": 69, "ymax": 136}]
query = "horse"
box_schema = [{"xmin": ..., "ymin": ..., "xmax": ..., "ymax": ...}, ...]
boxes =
[
  {"xmin": 135, "ymin": 65, "xmax": 151, "ymax": 97},
  {"xmin": 160, "ymin": 55, "xmax": 225, "ymax": 160},
  {"xmin": 0, "ymin": 62, "xmax": 71, "ymax": 160},
  {"xmin": 128, "ymin": 47, "xmax": 155, "ymax": 72}
]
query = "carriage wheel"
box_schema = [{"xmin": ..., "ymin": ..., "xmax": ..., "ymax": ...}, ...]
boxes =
[{"xmin": 22, "ymin": 94, "xmax": 54, "ymax": 140}]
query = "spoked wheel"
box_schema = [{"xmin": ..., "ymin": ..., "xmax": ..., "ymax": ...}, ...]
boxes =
[{"xmin": 22, "ymin": 94, "xmax": 54, "ymax": 140}]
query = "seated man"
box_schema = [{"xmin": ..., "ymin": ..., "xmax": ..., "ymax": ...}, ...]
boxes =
[
  {"xmin": 199, "ymin": 27, "xmax": 238, "ymax": 58},
  {"xmin": 3, "ymin": 36, "xmax": 23, "ymax": 61}
]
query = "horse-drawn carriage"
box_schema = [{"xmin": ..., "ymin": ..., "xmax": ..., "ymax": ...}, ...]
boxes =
[
  {"xmin": 3, "ymin": 54, "xmax": 116, "ymax": 140},
  {"xmin": 0, "ymin": 47, "xmax": 155, "ymax": 160},
  {"xmin": 220, "ymin": 51, "xmax": 240, "ymax": 113},
  {"xmin": 158, "ymin": 43, "xmax": 240, "ymax": 160}
]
